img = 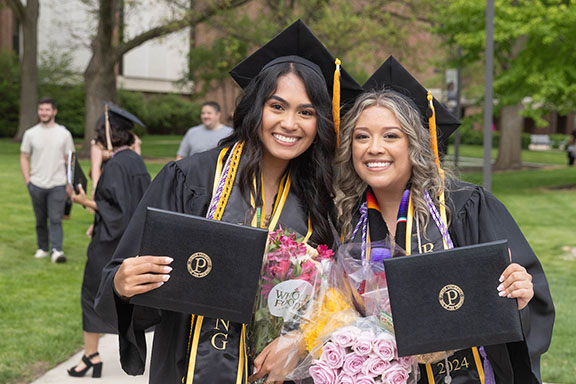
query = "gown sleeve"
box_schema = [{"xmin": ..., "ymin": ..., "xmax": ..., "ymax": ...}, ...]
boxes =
[
  {"xmin": 447, "ymin": 181, "xmax": 554, "ymax": 383},
  {"xmin": 95, "ymin": 159, "xmax": 211, "ymax": 375}
]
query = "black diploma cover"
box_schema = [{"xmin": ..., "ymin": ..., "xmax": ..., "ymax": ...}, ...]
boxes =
[
  {"xmin": 131, "ymin": 207, "xmax": 268, "ymax": 324},
  {"xmin": 383, "ymin": 240, "xmax": 523, "ymax": 357}
]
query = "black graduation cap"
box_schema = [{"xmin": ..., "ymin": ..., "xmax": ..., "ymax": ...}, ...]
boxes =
[
  {"xmin": 102, "ymin": 102, "xmax": 146, "ymax": 129},
  {"xmin": 229, "ymin": 19, "xmax": 362, "ymax": 106},
  {"xmin": 362, "ymin": 56, "xmax": 460, "ymax": 148}
]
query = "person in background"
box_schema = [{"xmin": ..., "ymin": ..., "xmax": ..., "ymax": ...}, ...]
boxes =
[
  {"xmin": 566, "ymin": 129, "xmax": 576, "ymax": 166},
  {"xmin": 334, "ymin": 57, "xmax": 554, "ymax": 384},
  {"xmin": 176, "ymin": 101, "xmax": 233, "ymax": 160},
  {"xmin": 67, "ymin": 104, "xmax": 150, "ymax": 378},
  {"xmin": 20, "ymin": 97, "xmax": 75, "ymax": 263}
]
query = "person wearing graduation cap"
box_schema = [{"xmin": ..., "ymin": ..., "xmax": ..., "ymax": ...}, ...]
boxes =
[
  {"xmin": 67, "ymin": 103, "xmax": 151, "ymax": 378},
  {"xmin": 94, "ymin": 20, "xmax": 361, "ymax": 384},
  {"xmin": 334, "ymin": 56, "xmax": 554, "ymax": 384}
]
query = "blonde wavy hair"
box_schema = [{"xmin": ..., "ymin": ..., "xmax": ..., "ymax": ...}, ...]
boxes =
[{"xmin": 335, "ymin": 90, "xmax": 449, "ymax": 241}]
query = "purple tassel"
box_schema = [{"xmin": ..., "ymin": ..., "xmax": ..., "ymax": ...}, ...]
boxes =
[{"xmin": 479, "ymin": 346, "xmax": 496, "ymax": 384}]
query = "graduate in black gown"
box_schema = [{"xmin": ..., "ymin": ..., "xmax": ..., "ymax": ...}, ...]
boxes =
[
  {"xmin": 68, "ymin": 104, "xmax": 150, "ymax": 378},
  {"xmin": 333, "ymin": 57, "xmax": 554, "ymax": 384},
  {"xmin": 94, "ymin": 20, "xmax": 362, "ymax": 384}
]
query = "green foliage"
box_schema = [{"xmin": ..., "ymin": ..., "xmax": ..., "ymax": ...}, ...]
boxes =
[
  {"xmin": 0, "ymin": 52, "xmax": 21, "ymax": 137},
  {"xmin": 142, "ymin": 94, "xmax": 201, "ymax": 135},
  {"xmin": 433, "ymin": 0, "xmax": 576, "ymax": 120},
  {"xmin": 118, "ymin": 90, "xmax": 148, "ymax": 137}
]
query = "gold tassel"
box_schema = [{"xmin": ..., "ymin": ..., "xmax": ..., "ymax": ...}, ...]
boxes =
[
  {"xmin": 104, "ymin": 104, "xmax": 113, "ymax": 154},
  {"xmin": 427, "ymin": 91, "xmax": 441, "ymax": 169},
  {"xmin": 333, "ymin": 58, "xmax": 341, "ymax": 147}
]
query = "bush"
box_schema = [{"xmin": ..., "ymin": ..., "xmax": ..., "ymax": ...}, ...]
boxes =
[
  {"xmin": 142, "ymin": 94, "xmax": 201, "ymax": 135},
  {"xmin": 450, "ymin": 117, "xmax": 501, "ymax": 147},
  {"xmin": 118, "ymin": 90, "xmax": 148, "ymax": 137},
  {"xmin": 0, "ymin": 52, "xmax": 20, "ymax": 137}
]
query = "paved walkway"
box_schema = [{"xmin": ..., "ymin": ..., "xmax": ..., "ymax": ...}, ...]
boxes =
[{"xmin": 31, "ymin": 333, "xmax": 153, "ymax": 384}]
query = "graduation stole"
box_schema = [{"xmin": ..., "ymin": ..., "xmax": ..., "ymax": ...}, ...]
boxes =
[{"xmin": 184, "ymin": 142, "xmax": 305, "ymax": 384}]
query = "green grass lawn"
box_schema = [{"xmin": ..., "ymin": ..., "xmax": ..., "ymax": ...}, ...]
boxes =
[{"xmin": 1, "ymin": 137, "xmax": 575, "ymax": 383}]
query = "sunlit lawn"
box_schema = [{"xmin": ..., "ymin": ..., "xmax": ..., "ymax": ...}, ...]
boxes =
[{"xmin": 0, "ymin": 137, "xmax": 574, "ymax": 383}]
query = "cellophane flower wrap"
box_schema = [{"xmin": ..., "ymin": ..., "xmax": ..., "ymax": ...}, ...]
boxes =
[
  {"xmin": 286, "ymin": 240, "xmax": 420, "ymax": 384},
  {"xmin": 250, "ymin": 228, "xmax": 334, "ymax": 358}
]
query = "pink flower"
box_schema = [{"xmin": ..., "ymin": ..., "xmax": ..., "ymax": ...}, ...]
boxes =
[
  {"xmin": 353, "ymin": 333, "xmax": 374, "ymax": 356},
  {"xmin": 309, "ymin": 359, "xmax": 337, "ymax": 384},
  {"xmin": 354, "ymin": 374, "xmax": 376, "ymax": 384},
  {"xmin": 372, "ymin": 332, "xmax": 397, "ymax": 362},
  {"xmin": 317, "ymin": 244, "xmax": 334, "ymax": 260},
  {"xmin": 342, "ymin": 352, "xmax": 366, "ymax": 375},
  {"xmin": 336, "ymin": 372, "xmax": 355, "ymax": 384},
  {"xmin": 362, "ymin": 356, "xmax": 390, "ymax": 377},
  {"xmin": 382, "ymin": 364, "xmax": 410, "ymax": 384},
  {"xmin": 397, "ymin": 355, "xmax": 417, "ymax": 371},
  {"xmin": 332, "ymin": 326, "xmax": 359, "ymax": 348},
  {"xmin": 319, "ymin": 342, "xmax": 346, "ymax": 369}
]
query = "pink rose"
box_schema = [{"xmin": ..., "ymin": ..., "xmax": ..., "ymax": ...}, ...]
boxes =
[
  {"xmin": 353, "ymin": 333, "xmax": 374, "ymax": 356},
  {"xmin": 332, "ymin": 326, "xmax": 360, "ymax": 348},
  {"xmin": 354, "ymin": 374, "xmax": 377, "ymax": 384},
  {"xmin": 336, "ymin": 372, "xmax": 355, "ymax": 384},
  {"xmin": 342, "ymin": 352, "xmax": 366, "ymax": 375},
  {"xmin": 362, "ymin": 356, "xmax": 390, "ymax": 377},
  {"xmin": 319, "ymin": 342, "xmax": 346, "ymax": 369},
  {"xmin": 372, "ymin": 332, "xmax": 397, "ymax": 361},
  {"xmin": 382, "ymin": 364, "xmax": 410, "ymax": 384},
  {"xmin": 397, "ymin": 355, "xmax": 417, "ymax": 371},
  {"xmin": 309, "ymin": 359, "xmax": 337, "ymax": 384}
]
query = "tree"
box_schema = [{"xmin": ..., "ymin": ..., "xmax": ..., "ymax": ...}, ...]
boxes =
[
  {"xmin": 187, "ymin": 0, "xmax": 444, "ymax": 102},
  {"xmin": 5, "ymin": 0, "xmax": 39, "ymax": 141},
  {"xmin": 432, "ymin": 0, "xmax": 576, "ymax": 169},
  {"xmin": 81, "ymin": 0, "xmax": 251, "ymax": 153}
]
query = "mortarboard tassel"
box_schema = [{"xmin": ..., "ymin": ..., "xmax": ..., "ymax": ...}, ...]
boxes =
[
  {"xmin": 427, "ymin": 91, "xmax": 441, "ymax": 170},
  {"xmin": 333, "ymin": 58, "xmax": 341, "ymax": 147},
  {"xmin": 104, "ymin": 104, "xmax": 113, "ymax": 154}
]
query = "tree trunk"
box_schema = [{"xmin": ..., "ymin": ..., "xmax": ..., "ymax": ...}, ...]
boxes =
[
  {"xmin": 494, "ymin": 103, "xmax": 523, "ymax": 170},
  {"xmin": 12, "ymin": 0, "xmax": 39, "ymax": 142}
]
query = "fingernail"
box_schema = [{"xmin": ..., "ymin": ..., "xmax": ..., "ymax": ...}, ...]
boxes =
[
  {"xmin": 163, "ymin": 266, "xmax": 173, "ymax": 273},
  {"xmin": 507, "ymin": 293, "xmax": 512, "ymax": 298},
  {"xmin": 158, "ymin": 282, "xmax": 164, "ymax": 287},
  {"xmin": 498, "ymin": 290, "xmax": 507, "ymax": 297},
  {"xmin": 162, "ymin": 274, "xmax": 171, "ymax": 281},
  {"xmin": 165, "ymin": 257, "xmax": 174, "ymax": 263},
  {"xmin": 499, "ymin": 275, "xmax": 504, "ymax": 282},
  {"xmin": 497, "ymin": 284, "xmax": 504, "ymax": 291}
]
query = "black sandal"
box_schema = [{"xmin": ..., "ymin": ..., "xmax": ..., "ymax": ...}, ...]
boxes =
[{"xmin": 67, "ymin": 352, "xmax": 103, "ymax": 378}]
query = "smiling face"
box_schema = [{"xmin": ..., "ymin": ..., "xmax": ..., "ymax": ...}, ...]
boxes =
[
  {"xmin": 37, "ymin": 103, "xmax": 57, "ymax": 125},
  {"xmin": 201, "ymin": 105, "xmax": 221, "ymax": 129},
  {"xmin": 259, "ymin": 72, "xmax": 318, "ymax": 168},
  {"xmin": 352, "ymin": 106, "xmax": 412, "ymax": 197}
]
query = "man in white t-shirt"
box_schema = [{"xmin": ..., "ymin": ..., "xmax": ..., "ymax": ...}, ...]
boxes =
[
  {"xmin": 20, "ymin": 98, "xmax": 75, "ymax": 263},
  {"xmin": 176, "ymin": 101, "xmax": 233, "ymax": 160}
]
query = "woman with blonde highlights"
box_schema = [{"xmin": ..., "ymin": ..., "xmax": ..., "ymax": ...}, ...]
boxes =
[{"xmin": 335, "ymin": 89, "xmax": 554, "ymax": 384}]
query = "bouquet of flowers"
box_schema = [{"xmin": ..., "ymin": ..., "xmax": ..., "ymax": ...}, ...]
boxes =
[
  {"xmin": 285, "ymin": 240, "xmax": 420, "ymax": 384},
  {"xmin": 251, "ymin": 227, "xmax": 334, "ymax": 356}
]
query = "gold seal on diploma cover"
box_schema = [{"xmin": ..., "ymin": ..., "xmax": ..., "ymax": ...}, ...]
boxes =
[
  {"xmin": 438, "ymin": 284, "xmax": 465, "ymax": 311},
  {"xmin": 187, "ymin": 252, "xmax": 212, "ymax": 278}
]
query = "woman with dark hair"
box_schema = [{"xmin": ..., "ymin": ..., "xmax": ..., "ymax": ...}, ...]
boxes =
[
  {"xmin": 334, "ymin": 57, "xmax": 554, "ymax": 384},
  {"xmin": 68, "ymin": 105, "xmax": 150, "ymax": 378},
  {"xmin": 95, "ymin": 21, "xmax": 361, "ymax": 384}
]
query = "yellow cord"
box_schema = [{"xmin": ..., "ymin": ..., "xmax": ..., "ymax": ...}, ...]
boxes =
[{"xmin": 333, "ymin": 58, "xmax": 341, "ymax": 147}]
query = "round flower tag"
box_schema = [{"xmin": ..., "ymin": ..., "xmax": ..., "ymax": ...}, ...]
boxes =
[{"xmin": 268, "ymin": 279, "xmax": 314, "ymax": 319}]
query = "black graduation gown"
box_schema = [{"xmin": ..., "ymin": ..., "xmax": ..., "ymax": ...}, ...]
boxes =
[
  {"xmin": 349, "ymin": 180, "xmax": 554, "ymax": 384},
  {"xmin": 95, "ymin": 148, "xmax": 310, "ymax": 384},
  {"xmin": 82, "ymin": 149, "xmax": 150, "ymax": 333},
  {"xmin": 445, "ymin": 180, "xmax": 554, "ymax": 384}
]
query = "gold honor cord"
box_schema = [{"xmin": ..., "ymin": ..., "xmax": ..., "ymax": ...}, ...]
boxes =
[
  {"xmin": 185, "ymin": 316, "xmax": 205, "ymax": 384},
  {"xmin": 250, "ymin": 171, "xmax": 291, "ymax": 232}
]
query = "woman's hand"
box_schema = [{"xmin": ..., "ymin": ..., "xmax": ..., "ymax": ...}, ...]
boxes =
[
  {"xmin": 113, "ymin": 256, "xmax": 173, "ymax": 300},
  {"xmin": 498, "ymin": 262, "xmax": 533, "ymax": 310},
  {"xmin": 71, "ymin": 185, "xmax": 98, "ymax": 210},
  {"xmin": 248, "ymin": 331, "xmax": 305, "ymax": 384}
]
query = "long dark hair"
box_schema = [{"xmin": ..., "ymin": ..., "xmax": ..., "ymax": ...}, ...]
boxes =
[{"xmin": 220, "ymin": 62, "xmax": 336, "ymax": 245}]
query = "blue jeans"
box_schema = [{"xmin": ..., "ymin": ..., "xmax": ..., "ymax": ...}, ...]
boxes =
[{"xmin": 27, "ymin": 183, "xmax": 66, "ymax": 251}]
